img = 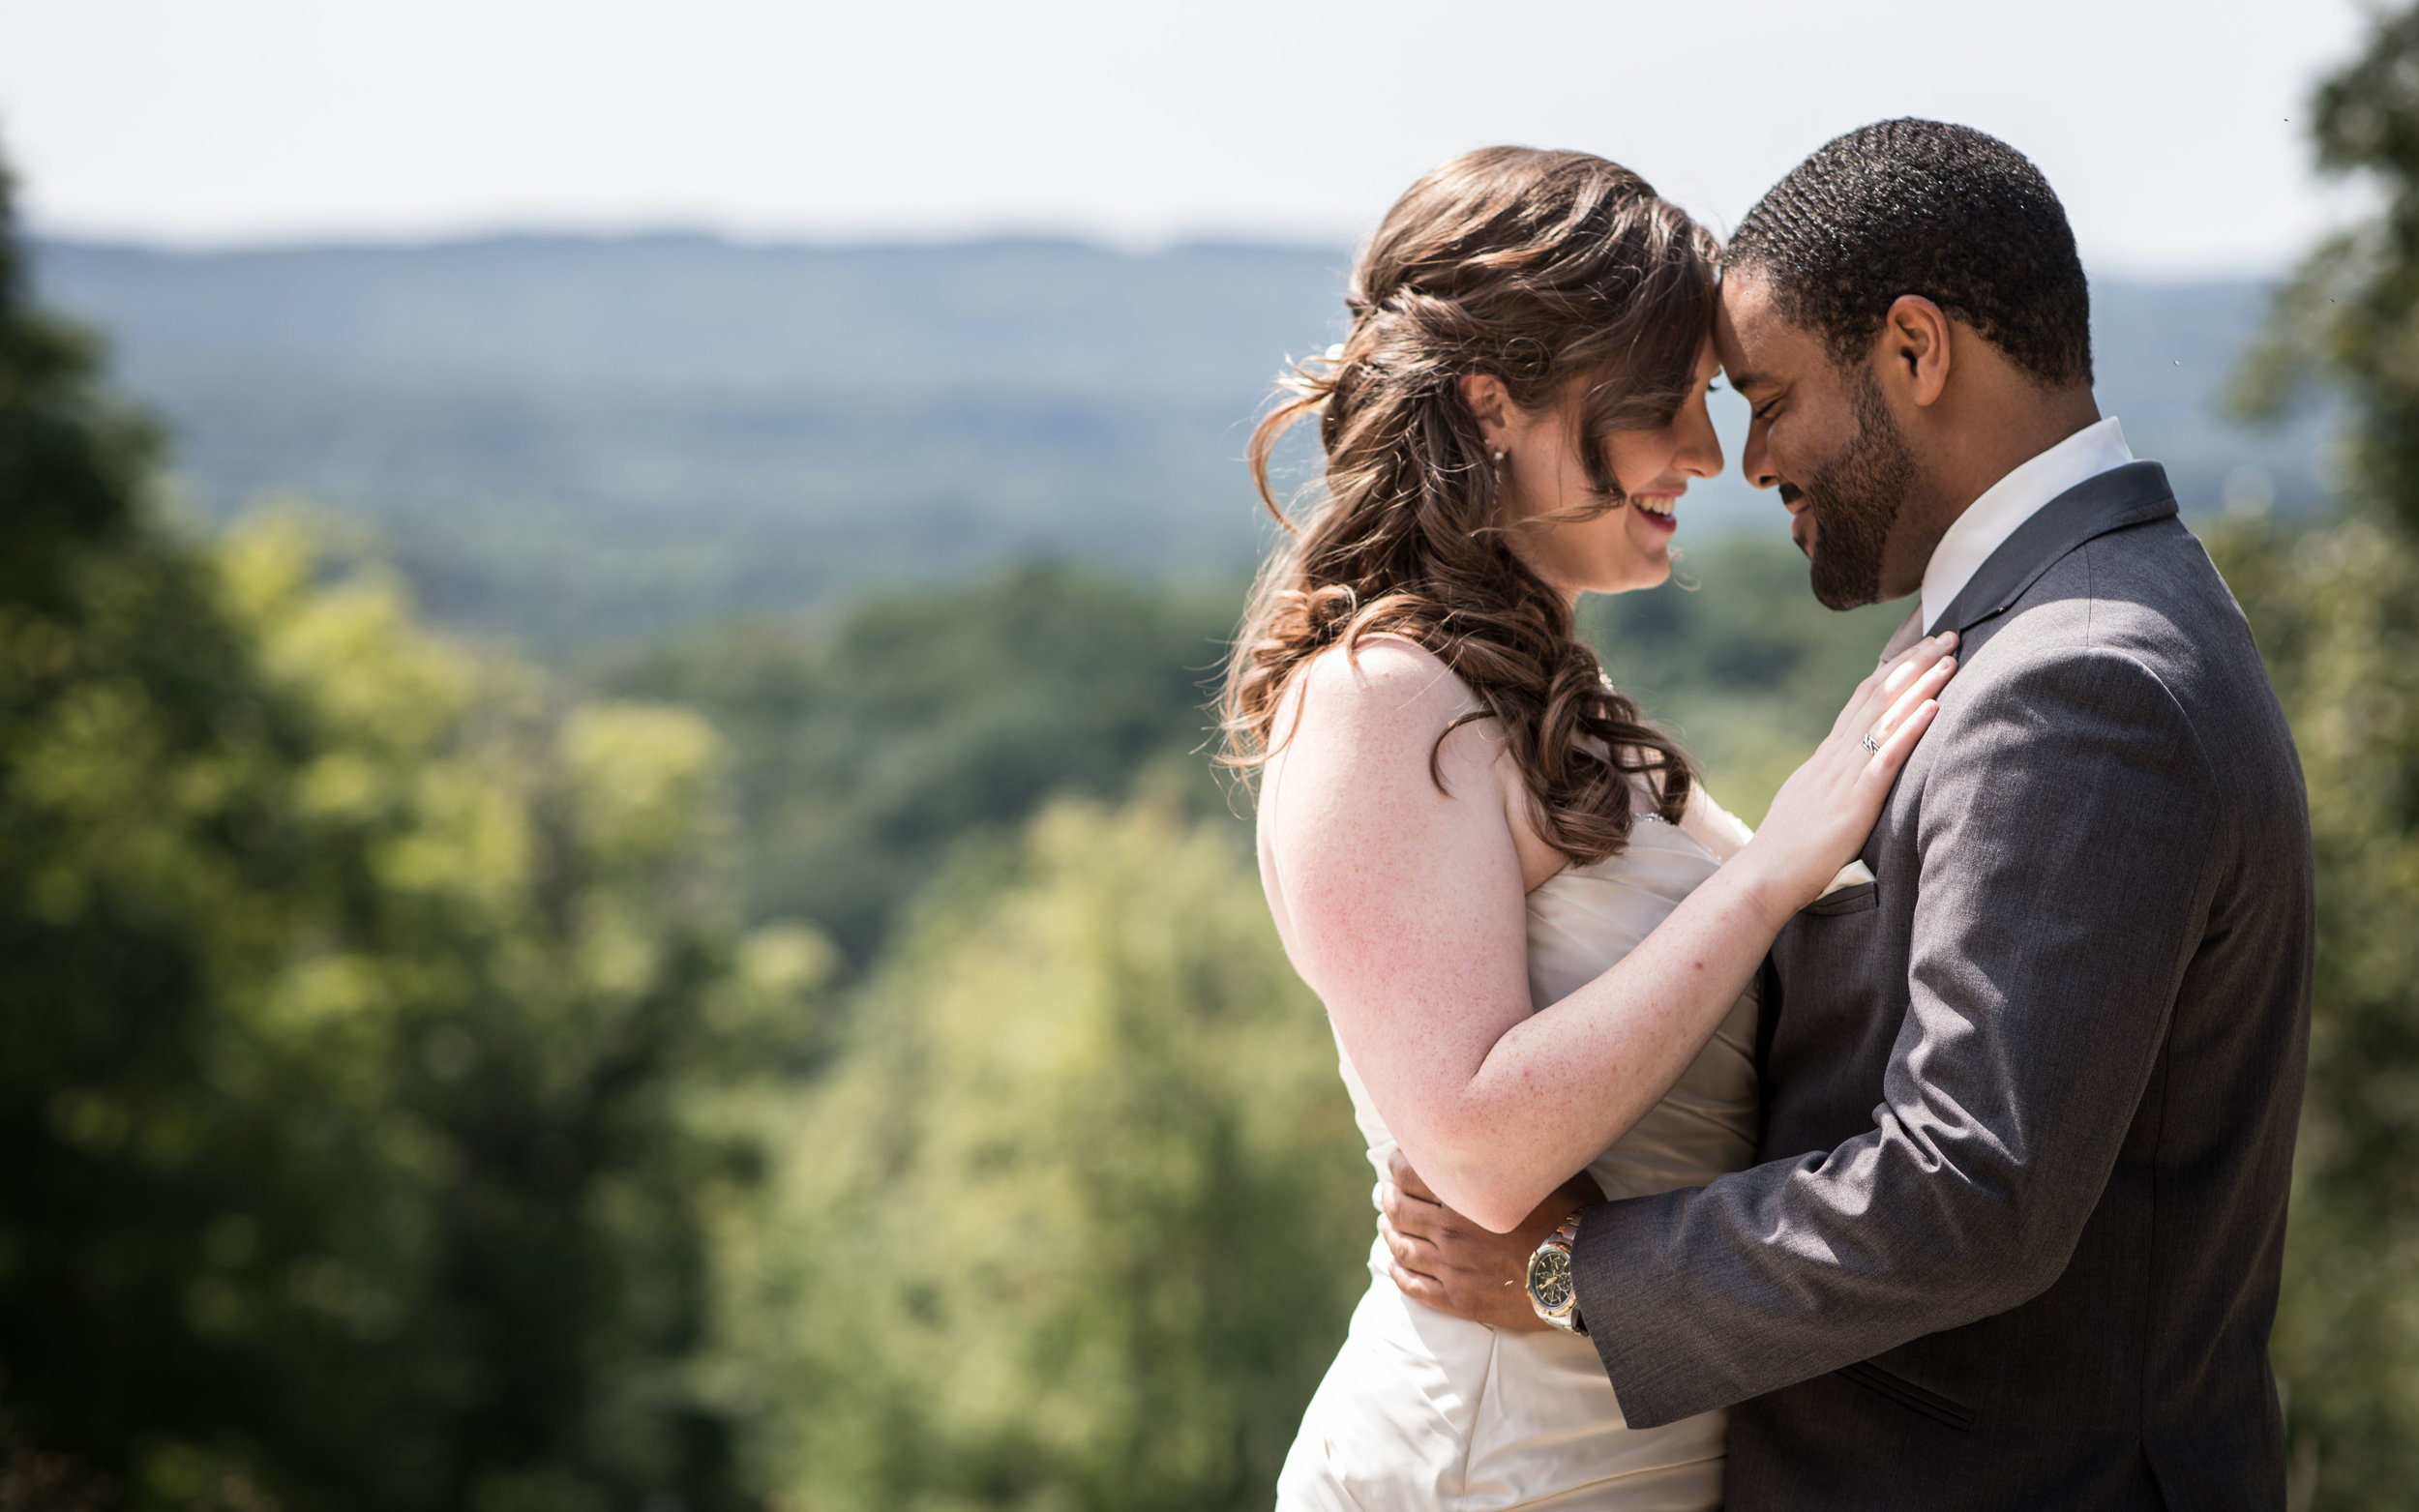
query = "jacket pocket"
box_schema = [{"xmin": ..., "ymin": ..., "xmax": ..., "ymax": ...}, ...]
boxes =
[
  {"xmin": 1835, "ymin": 1358, "xmax": 1977, "ymax": 1431},
  {"xmin": 1801, "ymin": 879, "xmax": 1878, "ymax": 917}
]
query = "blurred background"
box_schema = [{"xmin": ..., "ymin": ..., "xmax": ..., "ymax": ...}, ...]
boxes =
[{"xmin": 2, "ymin": 1, "xmax": 2415, "ymax": 1508}]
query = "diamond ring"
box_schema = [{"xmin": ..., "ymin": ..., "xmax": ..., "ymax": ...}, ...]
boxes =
[{"xmin": 1859, "ymin": 730, "xmax": 1882, "ymax": 753}]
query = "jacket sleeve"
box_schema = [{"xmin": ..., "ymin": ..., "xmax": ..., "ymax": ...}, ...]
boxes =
[{"xmin": 1568, "ymin": 643, "xmax": 2223, "ymax": 1428}]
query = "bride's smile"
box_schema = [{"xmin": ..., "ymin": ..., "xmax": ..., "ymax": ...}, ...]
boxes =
[{"xmin": 1480, "ymin": 340, "xmax": 1728, "ymax": 603}]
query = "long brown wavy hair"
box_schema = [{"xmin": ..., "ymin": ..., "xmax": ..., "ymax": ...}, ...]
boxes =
[{"xmin": 1220, "ymin": 147, "xmax": 1717, "ymax": 864}]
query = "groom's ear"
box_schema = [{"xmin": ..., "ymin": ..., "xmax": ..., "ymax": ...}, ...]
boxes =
[{"xmin": 1877, "ymin": 295, "xmax": 1953, "ymax": 409}]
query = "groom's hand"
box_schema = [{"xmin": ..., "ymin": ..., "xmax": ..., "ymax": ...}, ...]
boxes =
[{"xmin": 1379, "ymin": 1150, "xmax": 1600, "ymax": 1332}]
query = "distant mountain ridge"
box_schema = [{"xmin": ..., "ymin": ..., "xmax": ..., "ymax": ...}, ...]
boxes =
[{"xmin": 30, "ymin": 233, "xmax": 2333, "ymax": 650}]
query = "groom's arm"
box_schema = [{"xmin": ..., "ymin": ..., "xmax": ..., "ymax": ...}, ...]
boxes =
[{"xmin": 1568, "ymin": 643, "xmax": 2223, "ymax": 1429}]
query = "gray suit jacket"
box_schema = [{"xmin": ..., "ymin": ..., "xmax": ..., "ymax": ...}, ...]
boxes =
[{"xmin": 1569, "ymin": 461, "xmax": 2313, "ymax": 1509}]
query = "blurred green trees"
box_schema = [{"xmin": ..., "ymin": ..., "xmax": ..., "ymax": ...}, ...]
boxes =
[
  {"xmin": 2212, "ymin": 4, "xmax": 2419, "ymax": 1502},
  {"xmin": 607, "ymin": 567, "xmax": 1235, "ymax": 967},
  {"xmin": 710, "ymin": 800, "xmax": 1369, "ymax": 1511},
  {"xmin": 0, "ymin": 165, "xmax": 816, "ymax": 1509}
]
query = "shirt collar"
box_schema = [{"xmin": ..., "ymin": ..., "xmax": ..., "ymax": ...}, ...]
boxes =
[{"xmin": 1921, "ymin": 416, "xmax": 2134, "ymax": 634}]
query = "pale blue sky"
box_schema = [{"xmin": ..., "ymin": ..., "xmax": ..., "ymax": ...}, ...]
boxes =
[{"xmin": 0, "ymin": 0, "xmax": 2379, "ymax": 276}]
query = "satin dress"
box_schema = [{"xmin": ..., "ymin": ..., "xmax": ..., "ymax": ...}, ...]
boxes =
[{"xmin": 1275, "ymin": 806, "xmax": 1761, "ymax": 1512}]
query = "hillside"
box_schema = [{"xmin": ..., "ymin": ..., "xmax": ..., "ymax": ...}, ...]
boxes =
[{"xmin": 30, "ymin": 234, "xmax": 2334, "ymax": 650}]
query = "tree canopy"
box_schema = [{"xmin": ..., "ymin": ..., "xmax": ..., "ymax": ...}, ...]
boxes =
[
  {"xmin": 0, "ymin": 163, "xmax": 813, "ymax": 1510},
  {"xmin": 2209, "ymin": 5, "xmax": 2419, "ymax": 1502}
]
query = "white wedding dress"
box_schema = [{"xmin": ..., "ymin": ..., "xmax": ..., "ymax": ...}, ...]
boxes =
[{"xmin": 1274, "ymin": 804, "xmax": 1761, "ymax": 1512}]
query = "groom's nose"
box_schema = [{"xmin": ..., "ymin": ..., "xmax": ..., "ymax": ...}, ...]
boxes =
[{"xmin": 1741, "ymin": 421, "xmax": 1781, "ymax": 491}]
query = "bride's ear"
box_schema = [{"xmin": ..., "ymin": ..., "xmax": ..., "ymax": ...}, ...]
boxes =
[{"xmin": 1458, "ymin": 372, "xmax": 1514, "ymax": 452}]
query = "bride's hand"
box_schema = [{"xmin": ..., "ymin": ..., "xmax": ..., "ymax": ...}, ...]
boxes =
[{"xmin": 1734, "ymin": 631, "xmax": 1958, "ymax": 917}]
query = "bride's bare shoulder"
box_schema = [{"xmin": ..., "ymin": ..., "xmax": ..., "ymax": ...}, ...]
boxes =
[
  {"xmin": 1265, "ymin": 636, "xmax": 1551, "ymax": 889},
  {"xmin": 1281, "ymin": 635, "xmax": 1489, "ymax": 742}
]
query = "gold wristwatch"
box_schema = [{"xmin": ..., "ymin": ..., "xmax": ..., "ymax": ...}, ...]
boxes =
[{"xmin": 1526, "ymin": 1210, "xmax": 1588, "ymax": 1335}]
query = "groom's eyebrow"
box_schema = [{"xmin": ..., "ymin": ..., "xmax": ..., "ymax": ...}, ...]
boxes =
[{"xmin": 1723, "ymin": 369, "xmax": 1772, "ymax": 395}]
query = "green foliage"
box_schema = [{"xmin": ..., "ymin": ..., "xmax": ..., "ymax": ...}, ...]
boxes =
[
  {"xmin": 2220, "ymin": 5, "xmax": 2419, "ymax": 1503},
  {"xmin": 711, "ymin": 800, "xmax": 1370, "ymax": 1512},
  {"xmin": 607, "ymin": 564, "xmax": 1238, "ymax": 965},
  {"xmin": 0, "ymin": 157, "xmax": 814, "ymax": 1508},
  {"xmin": 2208, "ymin": 518, "xmax": 2419, "ymax": 1505}
]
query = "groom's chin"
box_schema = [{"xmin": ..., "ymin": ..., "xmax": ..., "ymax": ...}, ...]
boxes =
[{"xmin": 1807, "ymin": 555, "xmax": 1879, "ymax": 611}]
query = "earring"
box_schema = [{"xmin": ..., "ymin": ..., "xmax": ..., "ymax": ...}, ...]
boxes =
[{"xmin": 1491, "ymin": 449, "xmax": 1507, "ymax": 468}]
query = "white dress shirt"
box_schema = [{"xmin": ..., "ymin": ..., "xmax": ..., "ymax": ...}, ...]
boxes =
[{"xmin": 1921, "ymin": 416, "xmax": 2134, "ymax": 634}]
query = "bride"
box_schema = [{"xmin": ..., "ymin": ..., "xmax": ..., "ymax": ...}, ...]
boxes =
[{"xmin": 1222, "ymin": 148, "xmax": 1956, "ymax": 1509}]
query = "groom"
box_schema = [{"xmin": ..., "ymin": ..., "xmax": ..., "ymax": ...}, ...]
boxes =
[{"xmin": 1383, "ymin": 120, "xmax": 2314, "ymax": 1508}]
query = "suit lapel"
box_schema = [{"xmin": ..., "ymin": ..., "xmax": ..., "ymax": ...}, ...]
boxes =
[
  {"xmin": 1765, "ymin": 462, "xmax": 2180, "ymax": 1141},
  {"xmin": 1931, "ymin": 460, "xmax": 2180, "ymax": 637}
]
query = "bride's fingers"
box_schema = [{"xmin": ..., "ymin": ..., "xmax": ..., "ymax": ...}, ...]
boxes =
[
  {"xmin": 1874, "ymin": 632, "xmax": 1957, "ymax": 702},
  {"xmin": 1866, "ymin": 697, "xmax": 1941, "ymax": 776},
  {"xmin": 1868, "ymin": 657, "xmax": 1956, "ymax": 744},
  {"xmin": 1877, "ymin": 651, "xmax": 1926, "ymax": 700},
  {"xmin": 1901, "ymin": 629, "xmax": 1957, "ymax": 668},
  {"xmin": 1843, "ymin": 637, "xmax": 1950, "ymax": 736},
  {"xmin": 1833, "ymin": 664, "xmax": 1892, "ymax": 738},
  {"xmin": 1823, "ymin": 632, "xmax": 1957, "ymax": 761},
  {"xmin": 1847, "ymin": 648, "xmax": 1957, "ymax": 752}
]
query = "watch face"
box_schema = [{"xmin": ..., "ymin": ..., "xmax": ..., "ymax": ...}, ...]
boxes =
[{"xmin": 1527, "ymin": 1245, "xmax": 1574, "ymax": 1312}]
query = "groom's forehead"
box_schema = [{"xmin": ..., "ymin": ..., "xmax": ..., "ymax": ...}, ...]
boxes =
[
  {"xmin": 1716, "ymin": 270, "xmax": 1782, "ymax": 339},
  {"xmin": 1716, "ymin": 272, "xmax": 1822, "ymax": 381},
  {"xmin": 1713, "ymin": 275, "xmax": 1781, "ymax": 378}
]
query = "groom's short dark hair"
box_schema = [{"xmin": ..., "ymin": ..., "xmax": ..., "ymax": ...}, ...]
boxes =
[{"xmin": 1726, "ymin": 119, "xmax": 2092, "ymax": 389}]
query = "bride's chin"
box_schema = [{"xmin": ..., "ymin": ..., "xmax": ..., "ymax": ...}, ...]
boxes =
[{"xmin": 1628, "ymin": 552, "xmax": 1675, "ymax": 591}]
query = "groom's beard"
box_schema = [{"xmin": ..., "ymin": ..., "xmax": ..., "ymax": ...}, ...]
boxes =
[{"xmin": 1796, "ymin": 373, "xmax": 1918, "ymax": 610}]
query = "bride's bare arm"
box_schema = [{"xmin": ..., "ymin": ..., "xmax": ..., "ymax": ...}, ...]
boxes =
[{"xmin": 1262, "ymin": 633, "xmax": 1955, "ymax": 1233}]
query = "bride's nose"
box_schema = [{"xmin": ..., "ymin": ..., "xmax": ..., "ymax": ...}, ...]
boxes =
[{"xmin": 1674, "ymin": 398, "xmax": 1724, "ymax": 480}]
